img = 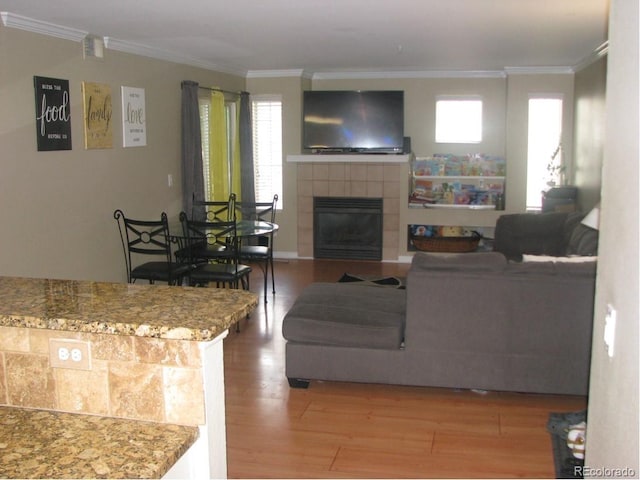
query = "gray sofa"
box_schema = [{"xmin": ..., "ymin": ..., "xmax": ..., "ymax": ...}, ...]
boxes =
[{"xmin": 282, "ymin": 212, "xmax": 597, "ymax": 396}]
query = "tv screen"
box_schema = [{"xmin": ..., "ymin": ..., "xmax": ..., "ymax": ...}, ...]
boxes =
[{"xmin": 303, "ymin": 90, "xmax": 404, "ymax": 153}]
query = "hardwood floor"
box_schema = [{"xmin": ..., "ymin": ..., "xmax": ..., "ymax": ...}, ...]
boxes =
[{"xmin": 223, "ymin": 258, "xmax": 587, "ymax": 478}]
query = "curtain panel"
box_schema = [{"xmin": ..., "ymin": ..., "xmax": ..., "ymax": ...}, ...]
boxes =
[
  {"xmin": 208, "ymin": 91, "xmax": 229, "ymax": 202},
  {"xmin": 180, "ymin": 80, "xmax": 205, "ymax": 220},
  {"xmin": 239, "ymin": 92, "xmax": 256, "ymax": 206}
]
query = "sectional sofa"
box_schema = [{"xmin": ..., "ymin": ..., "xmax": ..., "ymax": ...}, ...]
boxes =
[{"xmin": 282, "ymin": 211, "xmax": 598, "ymax": 395}]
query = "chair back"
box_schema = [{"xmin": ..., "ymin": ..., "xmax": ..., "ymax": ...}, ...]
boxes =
[
  {"xmin": 193, "ymin": 193, "xmax": 237, "ymax": 222},
  {"xmin": 179, "ymin": 212, "xmax": 238, "ymax": 264},
  {"xmin": 236, "ymin": 194, "xmax": 278, "ymax": 247},
  {"xmin": 113, "ymin": 209, "xmax": 173, "ymax": 283},
  {"xmin": 236, "ymin": 194, "xmax": 278, "ymax": 223}
]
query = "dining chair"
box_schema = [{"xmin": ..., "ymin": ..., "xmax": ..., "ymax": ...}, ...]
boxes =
[
  {"xmin": 192, "ymin": 192, "xmax": 236, "ymax": 222},
  {"xmin": 114, "ymin": 209, "xmax": 190, "ymax": 285},
  {"xmin": 177, "ymin": 193, "xmax": 237, "ymax": 264},
  {"xmin": 235, "ymin": 194, "xmax": 278, "ymax": 303},
  {"xmin": 180, "ymin": 213, "xmax": 252, "ymax": 332}
]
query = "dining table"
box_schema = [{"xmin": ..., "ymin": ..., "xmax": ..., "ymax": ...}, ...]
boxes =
[
  {"xmin": 167, "ymin": 218, "xmax": 279, "ymax": 263},
  {"xmin": 168, "ymin": 219, "xmax": 278, "ymax": 243}
]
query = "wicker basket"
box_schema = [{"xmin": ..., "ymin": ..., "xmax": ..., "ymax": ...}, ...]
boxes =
[{"xmin": 411, "ymin": 233, "xmax": 481, "ymax": 253}]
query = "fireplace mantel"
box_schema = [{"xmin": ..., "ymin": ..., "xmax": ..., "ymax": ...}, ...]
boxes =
[{"xmin": 287, "ymin": 154, "xmax": 411, "ymax": 163}]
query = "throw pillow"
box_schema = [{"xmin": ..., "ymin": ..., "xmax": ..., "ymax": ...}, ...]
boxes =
[{"xmin": 566, "ymin": 223, "xmax": 599, "ymax": 256}]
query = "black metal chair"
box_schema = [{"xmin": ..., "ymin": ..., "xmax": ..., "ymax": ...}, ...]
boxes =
[
  {"xmin": 177, "ymin": 193, "xmax": 237, "ymax": 264},
  {"xmin": 193, "ymin": 192, "xmax": 236, "ymax": 222},
  {"xmin": 114, "ymin": 209, "xmax": 190, "ymax": 285},
  {"xmin": 235, "ymin": 194, "xmax": 278, "ymax": 303},
  {"xmin": 179, "ymin": 212, "xmax": 252, "ymax": 290},
  {"xmin": 175, "ymin": 193, "xmax": 236, "ymax": 264}
]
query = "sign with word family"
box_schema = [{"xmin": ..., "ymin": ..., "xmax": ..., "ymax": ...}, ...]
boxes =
[
  {"xmin": 33, "ymin": 76, "xmax": 72, "ymax": 151},
  {"xmin": 121, "ymin": 86, "xmax": 147, "ymax": 147},
  {"xmin": 81, "ymin": 81, "xmax": 113, "ymax": 149}
]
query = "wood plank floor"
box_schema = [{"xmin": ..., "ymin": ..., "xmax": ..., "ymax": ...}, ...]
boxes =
[{"xmin": 223, "ymin": 258, "xmax": 587, "ymax": 478}]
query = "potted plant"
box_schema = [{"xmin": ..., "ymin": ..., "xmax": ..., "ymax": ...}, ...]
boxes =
[{"xmin": 546, "ymin": 143, "xmax": 565, "ymax": 187}]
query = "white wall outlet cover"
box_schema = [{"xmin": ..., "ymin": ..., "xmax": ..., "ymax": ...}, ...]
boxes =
[
  {"xmin": 604, "ymin": 304, "xmax": 617, "ymax": 358},
  {"xmin": 49, "ymin": 339, "xmax": 92, "ymax": 370}
]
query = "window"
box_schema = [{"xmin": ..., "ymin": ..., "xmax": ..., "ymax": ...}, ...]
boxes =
[
  {"xmin": 526, "ymin": 96, "xmax": 563, "ymax": 210},
  {"xmin": 199, "ymin": 101, "xmax": 212, "ymax": 197},
  {"xmin": 435, "ymin": 97, "xmax": 482, "ymax": 143},
  {"xmin": 252, "ymin": 95, "xmax": 283, "ymax": 205}
]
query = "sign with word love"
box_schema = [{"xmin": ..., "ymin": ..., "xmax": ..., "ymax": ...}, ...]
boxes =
[
  {"xmin": 33, "ymin": 76, "xmax": 72, "ymax": 151},
  {"xmin": 121, "ymin": 86, "xmax": 147, "ymax": 147},
  {"xmin": 81, "ymin": 81, "xmax": 113, "ymax": 149}
]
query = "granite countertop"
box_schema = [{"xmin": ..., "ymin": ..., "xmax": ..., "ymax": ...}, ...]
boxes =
[
  {"xmin": 0, "ymin": 406, "xmax": 198, "ymax": 479},
  {"xmin": 0, "ymin": 276, "xmax": 258, "ymax": 341}
]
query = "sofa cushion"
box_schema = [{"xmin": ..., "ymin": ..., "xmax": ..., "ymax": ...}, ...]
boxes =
[
  {"xmin": 282, "ymin": 283, "xmax": 406, "ymax": 349},
  {"xmin": 411, "ymin": 251, "xmax": 507, "ymax": 272}
]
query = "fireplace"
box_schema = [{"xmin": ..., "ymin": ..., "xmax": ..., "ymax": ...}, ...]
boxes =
[{"xmin": 313, "ymin": 197, "xmax": 383, "ymax": 260}]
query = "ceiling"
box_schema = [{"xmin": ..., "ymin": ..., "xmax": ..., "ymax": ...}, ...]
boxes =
[{"xmin": 1, "ymin": 0, "xmax": 609, "ymax": 77}]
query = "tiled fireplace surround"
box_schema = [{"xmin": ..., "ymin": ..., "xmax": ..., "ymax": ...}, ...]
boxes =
[{"xmin": 296, "ymin": 162, "xmax": 402, "ymax": 261}]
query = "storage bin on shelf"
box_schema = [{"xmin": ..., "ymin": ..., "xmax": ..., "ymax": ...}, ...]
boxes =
[{"xmin": 409, "ymin": 225, "xmax": 482, "ymax": 253}]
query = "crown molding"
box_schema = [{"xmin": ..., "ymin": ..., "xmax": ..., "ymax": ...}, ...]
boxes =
[
  {"xmin": 102, "ymin": 37, "xmax": 247, "ymax": 77},
  {"xmin": 310, "ymin": 69, "xmax": 507, "ymax": 80},
  {"xmin": 574, "ymin": 41, "xmax": 609, "ymax": 72},
  {"xmin": 504, "ymin": 66, "xmax": 575, "ymax": 75},
  {"xmin": 0, "ymin": 11, "xmax": 247, "ymax": 77},
  {"xmin": 1, "ymin": 11, "xmax": 87, "ymax": 42},
  {"xmin": 246, "ymin": 69, "xmax": 314, "ymax": 79}
]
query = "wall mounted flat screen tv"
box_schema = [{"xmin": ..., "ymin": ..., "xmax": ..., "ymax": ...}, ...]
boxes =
[{"xmin": 303, "ymin": 90, "xmax": 404, "ymax": 154}]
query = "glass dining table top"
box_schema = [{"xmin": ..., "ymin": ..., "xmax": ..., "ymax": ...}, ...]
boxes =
[
  {"xmin": 168, "ymin": 219, "xmax": 278, "ymax": 239},
  {"xmin": 235, "ymin": 220, "xmax": 278, "ymax": 237}
]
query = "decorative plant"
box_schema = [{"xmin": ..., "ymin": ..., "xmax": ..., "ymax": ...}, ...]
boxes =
[{"xmin": 546, "ymin": 143, "xmax": 565, "ymax": 186}]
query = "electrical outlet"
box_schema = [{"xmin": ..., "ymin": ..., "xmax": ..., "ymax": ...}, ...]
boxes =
[
  {"xmin": 604, "ymin": 304, "xmax": 617, "ymax": 358},
  {"xmin": 49, "ymin": 339, "xmax": 91, "ymax": 370}
]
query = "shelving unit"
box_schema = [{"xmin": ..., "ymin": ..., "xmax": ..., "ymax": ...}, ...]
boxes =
[
  {"xmin": 406, "ymin": 154, "xmax": 506, "ymax": 253},
  {"xmin": 409, "ymin": 155, "xmax": 506, "ymax": 209}
]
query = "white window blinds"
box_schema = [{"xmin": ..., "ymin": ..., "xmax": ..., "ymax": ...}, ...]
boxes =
[{"xmin": 251, "ymin": 95, "xmax": 283, "ymax": 205}]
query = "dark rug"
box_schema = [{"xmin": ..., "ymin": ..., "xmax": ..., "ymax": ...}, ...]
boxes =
[
  {"xmin": 338, "ymin": 273, "xmax": 406, "ymax": 289},
  {"xmin": 547, "ymin": 410, "xmax": 586, "ymax": 479}
]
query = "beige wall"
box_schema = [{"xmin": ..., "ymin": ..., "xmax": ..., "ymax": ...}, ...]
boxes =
[
  {"xmin": 0, "ymin": 26, "xmax": 246, "ymax": 282},
  {"xmin": 586, "ymin": 0, "xmax": 639, "ymax": 473},
  {"xmin": 574, "ymin": 56, "xmax": 607, "ymax": 211}
]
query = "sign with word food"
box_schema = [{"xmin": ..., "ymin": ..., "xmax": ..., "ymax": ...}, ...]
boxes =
[
  {"xmin": 33, "ymin": 76, "xmax": 72, "ymax": 151},
  {"xmin": 121, "ymin": 86, "xmax": 146, "ymax": 147},
  {"xmin": 81, "ymin": 81, "xmax": 113, "ymax": 149}
]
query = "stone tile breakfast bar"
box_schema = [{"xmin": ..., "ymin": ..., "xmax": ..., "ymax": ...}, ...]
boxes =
[{"xmin": 0, "ymin": 276, "xmax": 258, "ymax": 479}]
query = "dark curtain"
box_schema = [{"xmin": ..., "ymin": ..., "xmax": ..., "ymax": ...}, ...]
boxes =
[
  {"xmin": 181, "ymin": 80, "xmax": 205, "ymax": 220},
  {"xmin": 239, "ymin": 92, "xmax": 256, "ymax": 205}
]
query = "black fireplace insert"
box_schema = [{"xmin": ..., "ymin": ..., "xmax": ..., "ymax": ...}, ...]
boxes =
[{"xmin": 313, "ymin": 197, "xmax": 383, "ymax": 260}]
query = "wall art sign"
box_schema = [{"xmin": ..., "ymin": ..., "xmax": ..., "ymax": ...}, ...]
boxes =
[
  {"xmin": 121, "ymin": 86, "xmax": 147, "ymax": 147},
  {"xmin": 33, "ymin": 76, "xmax": 72, "ymax": 151},
  {"xmin": 81, "ymin": 81, "xmax": 113, "ymax": 149}
]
